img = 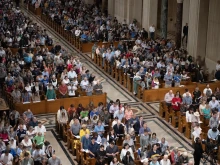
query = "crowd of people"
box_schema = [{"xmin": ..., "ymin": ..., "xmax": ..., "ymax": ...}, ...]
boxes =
[
  {"xmin": 0, "ymin": 0, "xmax": 104, "ymax": 164},
  {"xmin": 0, "ymin": 0, "xmax": 219, "ymax": 165},
  {"xmin": 164, "ymin": 84, "xmax": 220, "ymax": 165},
  {"xmin": 37, "ymin": 0, "xmax": 149, "ymax": 43},
  {"xmin": 61, "ymin": 99, "xmax": 195, "ymax": 165},
  {"xmin": 0, "ymin": 108, "xmax": 62, "ymax": 165},
  {"xmin": 0, "ymin": 0, "xmax": 105, "ymax": 104}
]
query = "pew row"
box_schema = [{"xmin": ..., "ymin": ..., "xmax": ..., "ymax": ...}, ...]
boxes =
[
  {"xmin": 7, "ymin": 46, "xmax": 53, "ymax": 55},
  {"xmin": 14, "ymin": 93, "xmax": 107, "ymax": 114},
  {"xmin": 40, "ymin": 14, "xmax": 120, "ymax": 53},
  {"xmin": 142, "ymin": 81, "xmax": 220, "ymax": 102},
  {"xmin": 28, "ymin": 4, "xmax": 42, "ymax": 16}
]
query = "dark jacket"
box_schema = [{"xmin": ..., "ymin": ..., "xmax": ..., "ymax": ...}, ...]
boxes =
[
  {"xmin": 193, "ymin": 143, "xmax": 203, "ymax": 158},
  {"xmin": 133, "ymin": 120, "xmax": 144, "ymax": 134},
  {"xmin": 113, "ymin": 124, "xmax": 124, "ymax": 135},
  {"xmin": 122, "ymin": 155, "xmax": 134, "ymax": 165}
]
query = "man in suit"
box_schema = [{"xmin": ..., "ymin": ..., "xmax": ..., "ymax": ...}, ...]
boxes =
[
  {"xmin": 133, "ymin": 116, "xmax": 144, "ymax": 135},
  {"xmin": 182, "ymin": 23, "xmax": 188, "ymax": 44},
  {"xmin": 113, "ymin": 120, "xmax": 124, "ymax": 136}
]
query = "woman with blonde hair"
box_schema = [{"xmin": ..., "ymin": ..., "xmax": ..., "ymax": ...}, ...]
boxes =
[
  {"xmin": 123, "ymin": 134, "xmax": 135, "ymax": 150},
  {"xmin": 151, "ymin": 77, "xmax": 159, "ymax": 89}
]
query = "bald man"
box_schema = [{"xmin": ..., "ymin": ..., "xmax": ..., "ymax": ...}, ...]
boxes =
[{"xmin": 48, "ymin": 154, "xmax": 62, "ymax": 165}]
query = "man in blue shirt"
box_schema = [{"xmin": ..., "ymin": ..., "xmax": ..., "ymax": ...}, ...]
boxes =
[
  {"xmin": 182, "ymin": 92, "xmax": 192, "ymax": 109},
  {"xmin": 113, "ymin": 109, "xmax": 124, "ymax": 121},
  {"xmin": 88, "ymin": 137, "xmax": 99, "ymax": 157},
  {"xmin": 164, "ymin": 71, "xmax": 173, "ymax": 88},
  {"xmin": 81, "ymin": 134, "xmax": 91, "ymax": 150},
  {"xmin": 80, "ymin": 32, "xmax": 88, "ymax": 42},
  {"xmin": 173, "ymin": 72, "xmax": 181, "ymax": 87},
  {"xmin": 139, "ymin": 122, "xmax": 151, "ymax": 135},
  {"xmin": 94, "ymin": 121, "xmax": 105, "ymax": 137}
]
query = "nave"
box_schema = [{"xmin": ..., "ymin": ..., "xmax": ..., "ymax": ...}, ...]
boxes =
[{"xmin": 21, "ymin": 4, "xmax": 194, "ymax": 165}]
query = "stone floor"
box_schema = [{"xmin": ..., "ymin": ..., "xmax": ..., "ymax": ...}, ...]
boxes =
[{"xmin": 22, "ymin": 6, "xmax": 194, "ymax": 165}]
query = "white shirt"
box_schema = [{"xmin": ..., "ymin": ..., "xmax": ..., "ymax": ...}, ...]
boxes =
[
  {"xmin": 63, "ymin": 79, "xmax": 70, "ymax": 84},
  {"xmin": 68, "ymin": 71, "xmax": 77, "ymax": 79},
  {"xmin": 0, "ymin": 153, "xmax": 13, "ymax": 164},
  {"xmin": 164, "ymin": 93, "xmax": 174, "ymax": 103},
  {"xmin": 75, "ymin": 30, "xmax": 81, "ymax": 36},
  {"xmin": 209, "ymin": 100, "xmax": 219, "ymax": 109},
  {"xmin": 160, "ymin": 159, "xmax": 171, "ymax": 165},
  {"xmin": 115, "ymin": 50, "xmax": 121, "ymax": 58},
  {"xmin": 34, "ymin": 125, "xmax": 46, "ymax": 134},
  {"xmin": 26, "ymin": 130, "xmax": 36, "ymax": 139},
  {"xmin": 68, "ymin": 85, "xmax": 77, "ymax": 96},
  {"xmin": 109, "ymin": 105, "xmax": 119, "ymax": 114},
  {"xmin": 186, "ymin": 111, "xmax": 193, "ymax": 122},
  {"xmin": 21, "ymin": 139, "xmax": 32, "ymax": 147},
  {"xmin": 182, "ymin": 92, "xmax": 192, "ymax": 98},
  {"xmin": 25, "ymin": 86, "xmax": 32, "ymax": 92},
  {"xmin": 9, "ymin": 140, "xmax": 16, "ymax": 150},
  {"xmin": 0, "ymin": 50, "xmax": 5, "ymax": 57},
  {"xmin": 149, "ymin": 26, "xmax": 155, "ymax": 32},
  {"xmin": 80, "ymin": 80, "xmax": 89, "ymax": 89},
  {"xmin": 32, "ymin": 149, "xmax": 45, "ymax": 161},
  {"xmin": 203, "ymin": 88, "xmax": 212, "ymax": 95},
  {"xmin": 120, "ymin": 148, "xmax": 134, "ymax": 160}
]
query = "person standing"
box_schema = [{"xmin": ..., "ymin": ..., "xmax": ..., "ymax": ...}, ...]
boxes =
[
  {"xmin": 193, "ymin": 137, "xmax": 203, "ymax": 165},
  {"xmin": 182, "ymin": 23, "xmax": 188, "ymax": 44},
  {"xmin": 149, "ymin": 25, "xmax": 155, "ymax": 40}
]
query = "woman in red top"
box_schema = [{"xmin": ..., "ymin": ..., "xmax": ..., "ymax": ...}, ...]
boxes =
[{"xmin": 172, "ymin": 94, "xmax": 182, "ymax": 111}]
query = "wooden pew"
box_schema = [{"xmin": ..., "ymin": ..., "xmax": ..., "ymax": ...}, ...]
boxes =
[
  {"xmin": 178, "ymin": 115, "xmax": 187, "ymax": 133},
  {"xmin": 171, "ymin": 111, "xmax": 180, "ymax": 128},
  {"xmin": 164, "ymin": 106, "xmax": 172, "ymax": 123},
  {"xmin": 142, "ymin": 81, "xmax": 220, "ymax": 102},
  {"xmin": 15, "ymin": 93, "xmax": 107, "ymax": 114},
  {"xmin": 185, "ymin": 122, "xmax": 191, "ymax": 139},
  {"xmin": 159, "ymin": 102, "xmax": 166, "ymax": 118}
]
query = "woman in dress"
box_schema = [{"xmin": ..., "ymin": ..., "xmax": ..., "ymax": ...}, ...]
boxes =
[{"xmin": 133, "ymin": 73, "xmax": 141, "ymax": 95}]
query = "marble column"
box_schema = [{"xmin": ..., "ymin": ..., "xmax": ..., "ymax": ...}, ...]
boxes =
[
  {"xmin": 205, "ymin": 0, "xmax": 220, "ymax": 75},
  {"xmin": 175, "ymin": 0, "xmax": 183, "ymax": 48},
  {"xmin": 182, "ymin": 0, "xmax": 190, "ymax": 38},
  {"xmin": 126, "ymin": 0, "xmax": 143, "ymax": 26},
  {"xmin": 142, "ymin": 0, "xmax": 158, "ymax": 31},
  {"xmin": 160, "ymin": 0, "xmax": 168, "ymax": 38},
  {"xmin": 114, "ymin": 0, "xmax": 128, "ymax": 23},
  {"xmin": 108, "ymin": 0, "xmax": 115, "ymax": 16},
  {"xmin": 187, "ymin": 0, "xmax": 209, "ymax": 64},
  {"xmin": 102, "ymin": 0, "xmax": 108, "ymax": 13}
]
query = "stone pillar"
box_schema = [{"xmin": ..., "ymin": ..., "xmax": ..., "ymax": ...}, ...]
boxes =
[
  {"xmin": 114, "ymin": 0, "xmax": 128, "ymax": 23},
  {"xmin": 108, "ymin": 0, "xmax": 115, "ymax": 16},
  {"xmin": 126, "ymin": 0, "xmax": 143, "ymax": 26},
  {"xmin": 84, "ymin": 0, "xmax": 92, "ymax": 4},
  {"xmin": 142, "ymin": 0, "xmax": 158, "ymax": 31},
  {"xmin": 205, "ymin": 0, "xmax": 220, "ymax": 75},
  {"xmin": 160, "ymin": 0, "xmax": 168, "ymax": 38},
  {"xmin": 182, "ymin": 0, "xmax": 190, "ymax": 38},
  {"xmin": 175, "ymin": 0, "xmax": 183, "ymax": 48},
  {"xmin": 187, "ymin": 0, "xmax": 209, "ymax": 64},
  {"xmin": 102, "ymin": 0, "xmax": 108, "ymax": 13}
]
